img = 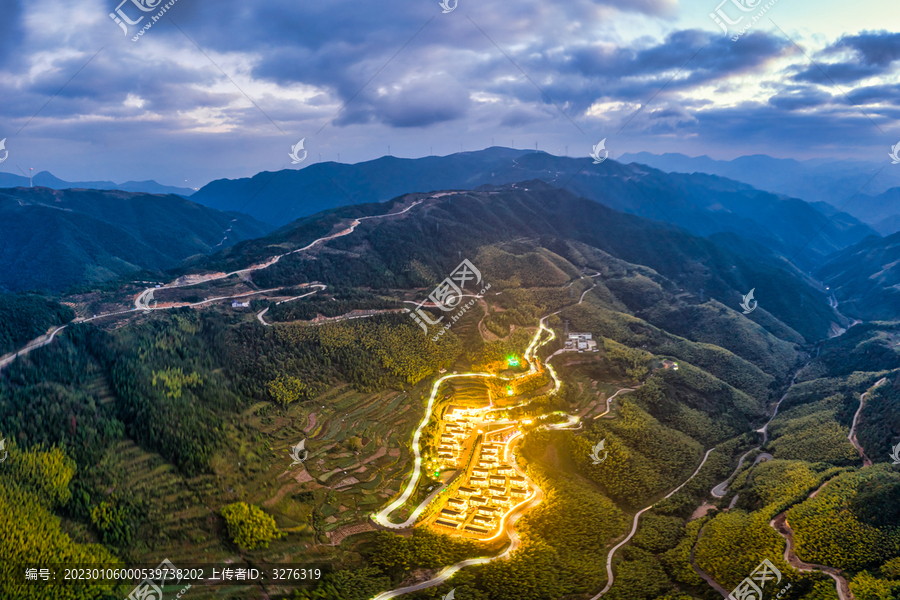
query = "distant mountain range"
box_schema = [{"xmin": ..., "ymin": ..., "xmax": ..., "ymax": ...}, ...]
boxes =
[
  {"xmin": 191, "ymin": 180, "xmax": 845, "ymax": 341},
  {"xmin": 189, "ymin": 148, "xmax": 877, "ymax": 271},
  {"xmin": 617, "ymin": 151, "xmax": 900, "ymax": 235},
  {"xmin": 0, "ymin": 170, "xmax": 195, "ymax": 196},
  {"xmin": 0, "ymin": 187, "xmax": 271, "ymax": 294}
]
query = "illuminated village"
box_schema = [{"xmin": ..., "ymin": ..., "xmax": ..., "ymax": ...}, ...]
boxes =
[{"xmin": 422, "ymin": 355, "xmax": 540, "ymax": 540}]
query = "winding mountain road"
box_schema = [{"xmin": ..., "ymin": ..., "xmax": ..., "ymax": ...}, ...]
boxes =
[
  {"xmin": 0, "ymin": 325, "xmax": 68, "ymax": 371},
  {"xmin": 848, "ymin": 377, "xmax": 886, "ymax": 467},
  {"xmin": 766, "ymin": 375, "xmax": 887, "ymax": 600},
  {"xmin": 590, "ymin": 447, "xmax": 716, "ymax": 600},
  {"xmin": 770, "ymin": 510, "xmax": 853, "ymax": 600},
  {"xmin": 135, "ymin": 201, "xmax": 421, "ymax": 311},
  {"xmin": 592, "ymin": 387, "xmax": 636, "ymax": 420},
  {"xmin": 370, "ymin": 312, "xmax": 570, "ymax": 598},
  {"xmin": 0, "ymin": 201, "xmax": 423, "ymax": 371},
  {"xmin": 710, "ymin": 367, "xmax": 805, "ymax": 500}
]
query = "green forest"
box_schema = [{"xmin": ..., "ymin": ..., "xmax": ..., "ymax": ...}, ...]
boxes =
[{"xmin": 1, "ymin": 224, "xmax": 899, "ymax": 600}]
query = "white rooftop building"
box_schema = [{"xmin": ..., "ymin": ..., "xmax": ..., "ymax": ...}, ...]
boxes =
[{"xmin": 565, "ymin": 332, "xmax": 597, "ymax": 352}]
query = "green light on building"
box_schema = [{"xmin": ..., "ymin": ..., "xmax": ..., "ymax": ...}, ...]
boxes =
[
  {"xmin": 507, "ymin": 386, "xmax": 514, "ymax": 396},
  {"xmin": 507, "ymin": 356, "xmax": 519, "ymax": 367}
]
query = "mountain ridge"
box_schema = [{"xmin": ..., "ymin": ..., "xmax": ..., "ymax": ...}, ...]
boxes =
[
  {"xmin": 0, "ymin": 186, "xmax": 272, "ymax": 294},
  {"xmin": 0, "ymin": 170, "xmax": 196, "ymax": 197}
]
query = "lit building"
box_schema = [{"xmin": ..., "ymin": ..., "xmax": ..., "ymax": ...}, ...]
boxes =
[
  {"xmin": 447, "ymin": 497, "xmax": 467, "ymax": 510},
  {"xmin": 458, "ymin": 486, "xmax": 478, "ymax": 496},
  {"xmin": 477, "ymin": 506, "xmax": 502, "ymax": 517},
  {"xmin": 490, "ymin": 475, "xmax": 506, "ymax": 486},
  {"xmin": 441, "ymin": 508, "xmax": 465, "ymax": 520},
  {"xmin": 469, "ymin": 477, "xmax": 489, "ymax": 487},
  {"xmin": 488, "ymin": 485, "xmax": 506, "ymax": 495},
  {"xmin": 435, "ymin": 519, "xmax": 459, "ymax": 529}
]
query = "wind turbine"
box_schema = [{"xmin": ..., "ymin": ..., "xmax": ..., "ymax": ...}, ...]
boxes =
[{"xmin": 16, "ymin": 165, "xmax": 33, "ymax": 187}]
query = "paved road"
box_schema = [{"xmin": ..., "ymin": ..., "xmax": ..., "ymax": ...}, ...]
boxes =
[
  {"xmin": 370, "ymin": 314, "xmax": 567, "ymax": 598},
  {"xmin": 0, "ymin": 325, "xmax": 68, "ymax": 371},
  {"xmin": 578, "ymin": 272, "xmax": 602, "ymax": 304},
  {"xmin": 255, "ymin": 285, "xmax": 328, "ymax": 325},
  {"xmin": 592, "ymin": 387, "xmax": 636, "ymax": 420},
  {"xmin": 770, "ymin": 490, "xmax": 854, "ymax": 600},
  {"xmin": 372, "ymin": 371, "xmax": 498, "ymax": 529},
  {"xmin": 711, "ymin": 366, "xmax": 805, "ymax": 499},
  {"xmin": 590, "ymin": 447, "xmax": 716, "ymax": 599},
  {"xmin": 848, "ymin": 377, "xmax": 886, "ymax": 467},
  {"xmin": 3, "ymin": 202, "xmax": 423, "ymax": 373},
  {"xmin": 689, "ymin": 523, "xmax": 732, "ymax": 598},
  {"xmin": 133, "ymin": 201, "xmax": 422, "ymax": 311}
]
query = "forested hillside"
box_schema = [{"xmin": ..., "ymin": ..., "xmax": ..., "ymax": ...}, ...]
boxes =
[
  {"xmin": 0, "ymin": 179, "xmax": 895, "ymax": 600},
  {"xmin": 0, "ymin": 187, "xmax": 272, "ymax": 293},
  {"xmin": 188, "ymin": 184, "xmax": 843, "ymax": 341},
  {"xmin": 0, "ymin": 293, "xmax": 74, "ymax": 355}
]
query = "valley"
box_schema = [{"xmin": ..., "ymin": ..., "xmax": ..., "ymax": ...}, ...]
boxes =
[
  {"xmin": 0, "ymin": 181, "xmax": 898, "ymax": 600},
  {"xmin": 3, "ymin": 0, "xmax": 900, "ymax": 597}
]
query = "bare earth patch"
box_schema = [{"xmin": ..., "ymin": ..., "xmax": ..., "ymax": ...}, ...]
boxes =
[
  {"xmin": 293, "ymin": 470, "xmax": 314, "ymax": 484},
  {"xmin": 304, "ymin": 413, "xmax": 318, "ymax": 433}
]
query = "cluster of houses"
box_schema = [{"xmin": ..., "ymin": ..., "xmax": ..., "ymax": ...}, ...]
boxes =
[
  {"xmin": 564, "ymin": 332, "xmax": 598, "ymax": 352},
  {"xmin": 432, "ymin": 442, "xmax": 531, "ymax": 537},
  {"xmin": 437, "ymin": 405, "xmax": 483, "ymax": 466}
]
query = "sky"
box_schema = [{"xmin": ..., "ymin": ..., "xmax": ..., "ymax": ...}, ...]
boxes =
[{"xmin": 0, "ymin": 0, "xmax": 898, "ymax": 187}]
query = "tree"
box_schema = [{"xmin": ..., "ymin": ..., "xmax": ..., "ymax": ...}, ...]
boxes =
[{"xmin": 220, "ymin": 502, "xmax": 284, "ymax": 550}]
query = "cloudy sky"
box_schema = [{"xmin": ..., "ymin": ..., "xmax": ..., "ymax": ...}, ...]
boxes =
[{"xmin": 0, "ymin": 0, "xmax": 898, "ymax": 187}]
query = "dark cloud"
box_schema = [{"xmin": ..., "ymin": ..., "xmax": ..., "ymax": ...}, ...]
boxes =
[
  {"xmin": 0, "ymin": 0, "xmax": 893, "ymax": 184},
  {"xmin": 794, "ymin": 30, "xmax": 900, "ymax": 84},
  {"xmin": 831, "ymin": 30, "xmax": 900, "ymax": 66},
  {"xmin": 0, "ymin": 0, "xmax": 24, "ymax": 68},
  {"xmin": 767, "ymin": 87, "xmax": 836, "ymax": 111}
]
